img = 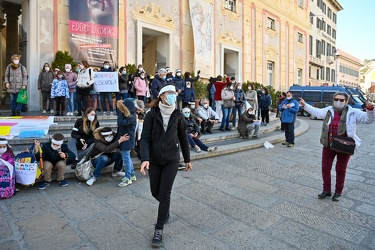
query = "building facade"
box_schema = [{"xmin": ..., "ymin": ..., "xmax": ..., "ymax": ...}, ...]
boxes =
[
  {"xmin": 362, "ymin": 62, "xmax": 375, "ymax": 94},
  {"xmin": 308, "ymin": 0, "xmax": 342, "ymax": 86},
  {"xmin": 336, "ymin": 49, "xmax": 362, "ymax": 88},
  {"xmin": 0, "ymin": 0, "xmax": 309, "ymax": 111}
]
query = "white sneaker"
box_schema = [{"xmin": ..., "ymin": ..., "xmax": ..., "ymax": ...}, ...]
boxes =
[
  {"xmin": 112, "ymin": 171, "xmax": 125, "ymax": 177},
  {"xmin": 86, "ymin": 177, "xmax": 96, "ymax": 186},
  {"xmin": 103, "ymin": 111, "xmax": 107, "ymax": 115},
  {"xmin": 207, "ymin": 146, "xmax": 218, "ymax": 152},
  {"xmin": 42, "ymin": 110, "xmax": 46, "ymax": 114},
  {"xmin": 194, "ymin": 145, "xmax": 201, "ymax": 153},
  {"xmin": 110, "ymin": 111, "xmax": 114, "ymax": 116},
  {"xmin": 50, "ymin": 109, "xmax": 55, "ymax": 114},
  {"xmin": 118, "ymin": 177, "xmax": 132, "ymax": 187}
]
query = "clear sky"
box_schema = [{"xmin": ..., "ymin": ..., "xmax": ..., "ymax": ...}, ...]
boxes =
[{"xmin": 336, "ymin": 0, "xmax": 375, "ymax": 61}]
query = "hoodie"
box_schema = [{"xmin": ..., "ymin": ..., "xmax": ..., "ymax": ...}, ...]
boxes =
[{"xmin": 116, "ymin": 99, "xmax": 137, "ymax": 150}]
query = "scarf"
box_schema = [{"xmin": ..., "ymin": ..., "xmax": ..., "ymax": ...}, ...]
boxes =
[
  {"xmin": 11, "ymin": 63, "xmax": 19, "ymax": 70},
  {"xmin": 158, "ymin": 102, "xmax": 175, "ymax": 132},
  {"xmin": 320, "ymin": 105, "xmax": 348, "ymax": 147}
]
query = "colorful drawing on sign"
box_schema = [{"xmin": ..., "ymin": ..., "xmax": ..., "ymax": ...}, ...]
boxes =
[{"xmin": 0, "ymin": 116, "xmax": 55, "ymax": 137}]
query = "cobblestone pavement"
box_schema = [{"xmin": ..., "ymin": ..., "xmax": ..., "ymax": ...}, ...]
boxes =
[{"xmin": 1, "ymin": 117, "xmax": 375, "ymax": 250}]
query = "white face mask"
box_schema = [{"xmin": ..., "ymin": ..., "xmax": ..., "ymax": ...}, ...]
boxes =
[
  {"xmin": 87, "ymin": 115, "xmax": 95, "ymax": 122},
  {"xmin": 80, "ymin": 64, "xmax": 85, "ymax": 69},
  {"xmin": 176, "ymin": 73, "xmax": 181, "ymax": 76},
  {"xmin": 248, "ymin": 110, "xmax": 254, "ymax": 114},
  {"xmin": 0, "ymin": 148, "xmax": 7, "ymax": 154},
  {"xmin": 45, "ymin": 67, "xmax": 50, "ymax": 72},
  {"xmin": 203, "ymin": 104, "xmax": 208, "ymax": 109},
  {"xmin": 13, "ymin": 60, "xmax": 19, "ymax": 64},
  {"xmin": 51, "ymin": 144, "xmax": 61, "ymax": 151},
  {"xmin": 104, "ymin": 65, "xmax": 109, "ymax": 69},
  {"xmin": 237, "ymin": 86, "xmax": 242, "ymax": 90},
  {"xmin": 65, "ymin": 68, "xmax": 70, "ymax": 72},
  {"xmin": 105, "ymin": 135, "xmax": 113, "ymax": 142},
  {"xmin": 286, "ymin": 96, "xmax": 292, "ymax": 100},
  {"xmin": 333, "ymin": 101, "xmax": 345, "ymax": 109},
  {"xmin": 58, "ymin": 75, "xmax": 63, "ymax": 79},
  {"xmin": 138, "ymin": 68, "xmax": 143, "ymax": 72},
  {"xmin": 186, "ymin": 85, "xmax": 191, "ymax": 88}
]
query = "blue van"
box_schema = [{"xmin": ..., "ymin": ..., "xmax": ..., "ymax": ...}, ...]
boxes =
[{"xmin": 289, "ymin": 86, "xmax": 365, "ymax": 117}]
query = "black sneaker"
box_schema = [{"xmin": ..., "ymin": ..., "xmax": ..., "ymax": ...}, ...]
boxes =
[
  {"xmin": 332, "ymin": 193, "xmax": 341, "ymax": 202},
  {"xmin": 151, "ymin": 229, "xmax": 163, "ymax": 248},
  {"xmin": 71, "ymin": 160, "xmax": 77, "ymax": 169}
]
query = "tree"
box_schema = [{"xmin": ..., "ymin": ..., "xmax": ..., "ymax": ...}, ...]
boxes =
[{"xmin": 51, "ymin": 50, "xmax": 75, "ymax": 72}]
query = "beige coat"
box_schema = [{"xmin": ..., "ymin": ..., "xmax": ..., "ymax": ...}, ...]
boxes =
[{"xmin": 4, "ymin": 64, "xmax": 28, "ymax": 94}]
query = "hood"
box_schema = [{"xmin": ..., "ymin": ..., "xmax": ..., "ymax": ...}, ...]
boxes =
[
  {"xmin": 93, "ymin": 127, "xmax": 115, "ymax": 141},
  {"xmin": 117, "ymin": 99, "xmax": 135, "ymax": 117}
]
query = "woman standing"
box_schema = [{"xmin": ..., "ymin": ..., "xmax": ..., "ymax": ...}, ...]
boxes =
[
  {"xmin": 4, "ymin": 54, "xmax": 28, "ymax": 116},
  {"xmin": 76, "ymin": 61, "xmax": 94, "ymax": 116},
  {"xmin": 259, "ymin": 87, "xmax": 271, "ymax": 126},
  {"xmin": 232, "ymin": 83, "xmax": 245, "ymax": 129},
  {"xmin": 140, "ymin": 85, "xmax": 192, "ymax": 248},
  {"xmin": 134, "ymin": 71, "xmax": 147, "ymax": 104},
  {"xmin": 38, "ymin": 63, "xmax": 55, "ymax": 114},
  {"xmin": 64, "ymin": 64, "xmax": 77, "ymax": 116},
  {"xmin": 245, "ymin": 83, "xmax": 258, "ymax": 116},
  {"xmin": 220, "ymin": 82, "xmax": 235, "ymax": 131},
  {"xmin": 300, "ymin": 93, "xmax": 374, "ymax": 201}
]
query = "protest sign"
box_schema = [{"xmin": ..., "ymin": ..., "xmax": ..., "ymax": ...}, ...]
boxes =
[{"xmin": 93, "ymin": 72, "xmax": 119, "ymax": 92}]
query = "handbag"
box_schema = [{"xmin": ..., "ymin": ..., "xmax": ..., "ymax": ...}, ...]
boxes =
[
  {"xmin": 223, "ymin": 99, "xmax": 235, "ymax": 108},
  {"xmin": 75, "ymin": 145, "xmax": 103, "ymax": 181},
  {"xmin": 329, "ymin": 123, "xmax": 355, "ymax": 155},
  {"xmin": 17, "ymin": 88, "xmax": 28, "ymax": 104},
  {"xmin": 0, "ymin": 159, "xmax": 15, "ymax": 199}
]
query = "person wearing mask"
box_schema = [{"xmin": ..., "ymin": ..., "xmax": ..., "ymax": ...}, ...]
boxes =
[
  {"xmin": 64, "ymin": 64, "xmax": 77, "ymax": 116},
  {"xmin": 232, "ymin": 83, "xmax": 245, "ymax": 129},
  {"xmin": 300, "ymin": 93, "xmax": 374, "ymax": 201},
  {"xmin": 245, "ymin": 84, "xmax": 258, "ymax": 118},
  {"xmin": 134, "ymin": 71, "xmax": 148, "ymax": 104},
  {"xmin": 256, "ymin": 88, "xmax": 263, "ymax": 120},
  {"xmin": 165, "ymin": 67, "xmax": 174, "ymax": 83},
  {"xmin": 197, "ymin": 98, "xmax": 219, "ymax": 134},
  {"xmin": 220, "ymin": 82, "xmax": 235, "ymax": 131},
  {"xmin": 229, "ymin": 77, "xmax": 236, "ymax": 88},
  {"xmin": 238, "ymin": 104, "xmax": 260, "ymax": 139},
  {"xmin": 279, "ymin": 91, "xmax": 299, "ymax": 147},
  {"xmin": 117, "ymin": 66, "xmax": 129, "ymax": 101},
  {"xmin": 68, "ymin": 107, "xmax": 100, "ymax": 169},
  {"xmin": 4, "ymin": 54, "xmax": 28, "ymax": 116},
  {"xmin": 140, "ymin": 85, "xmax": 192, "ymax": 248},
  {"xmin": 173, "ymin": 69, "xmax": 185, "ymax": 110},
  {"xmin": 213, "ymin": 75, "xmax": 227, "ymax": 122},
  {"xmin": 38, "ymin": 63, "xmax": 55, "ymax": 114},
  {"xmin": 99, "ymin": 61, "xmax": 114, "ymax": 116},
  {"xmin": 51, "ymin": 71, "xmax": 69, "ymax": 116},
  {"xmin": 76, "ymin": 61, "xmax": 94, "ymax": 116},
  {"xmin": 85, "ymin": 127, "xmax": 128, "ymax": 186},
  {"xmin": 90, "ymin": 68, "xmax": 101, "ymax": 112},
  {"xmin": 151, "ymin": 68, "xmax": 167, "ymax": 99},
  {"xmin": 184, "ymin": 70, "xmax": 200, "ymax": 89},
  {"xmin": 259, "ymin": 88, "xmax": 272, "ymax": 126},
  {"xmin": 181, "ymin": 82, "xmax": 196, "ymax": 108},
  {"xmin": 207, "ymin": 77, "xmax": 216, "ymax": 110}
]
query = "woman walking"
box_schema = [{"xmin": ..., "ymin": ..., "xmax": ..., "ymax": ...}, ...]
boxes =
[
  {"xmin": 300, "ymin": 92, "xmax": 374, "ymax": 201},
  {"xmin": 140, "ymin": 85, "xmax": 192, "ymax": 248}
]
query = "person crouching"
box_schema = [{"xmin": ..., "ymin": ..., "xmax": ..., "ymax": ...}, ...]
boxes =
[{"xmin": 238, "ymin": 104, "xmax": 260, "ymax": 139}]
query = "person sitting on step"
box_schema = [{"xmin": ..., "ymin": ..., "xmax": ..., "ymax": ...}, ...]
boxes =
[{"xmin": 237, "ymin": 103, "xmax": 260, "ymax": 140}]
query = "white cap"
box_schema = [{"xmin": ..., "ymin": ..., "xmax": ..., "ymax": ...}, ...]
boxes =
[{"xmin": 158, "ymin": 85, "xmax": 177, "ymax": 97}]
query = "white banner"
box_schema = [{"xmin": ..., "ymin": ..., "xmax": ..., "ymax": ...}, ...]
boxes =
[
  {"xmin": 93, "ymin": 72, "xmax": 119, "ymax": 92},
  {"xmin": 189, "ymin": 0, "xmax": 214, "ymax": 78},
  {"xmin": 15, "ymin": 162, "xmax": 38, "ymax": 185}
]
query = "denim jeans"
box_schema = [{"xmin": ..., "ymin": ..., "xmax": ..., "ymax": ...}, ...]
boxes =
[
  {"xmin": 121, "ymin": 150, "xmax": 134, "ymax": 179},
  {"xmin": 220, "ymin": 106, "xmax": 233, "ymax": 129},
  {"xmin": 92, "ymin": 152, "xmax": 123, "ymax": 178},
  {"xmin": 67, "ymin": 92, "xmax": 76, "ymax": 113},
  {"xmin": 246, "ymin": 123, "xmax": 260, "ymax": 137},
  {"xmin": 232, "ymin": 105, "xmax": 243, "ymax": 127},
  {"xmin": 211, "ymin": 94, "xmax": 216, "ymax": 111},
  {"xmin": 10, "ymin": 92, "xmax": 22, "ymax": 111},
  {"xmin": 187, "ymin": 133, "xmax": 208, "ymax": 151},
  {"xmin": 116, "ymin": 92, "xmax": 129, "ymax": 101},
  {"xmin": 100, "ymin": 92, "xmax": 113, "ymax": 111}
]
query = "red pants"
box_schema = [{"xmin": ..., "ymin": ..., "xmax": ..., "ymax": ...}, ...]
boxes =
[{"xmin": 321, "ymin": 147, "xmax": 351, "ymax": 194}]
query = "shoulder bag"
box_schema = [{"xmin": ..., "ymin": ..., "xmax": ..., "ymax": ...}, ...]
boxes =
[{"xmin": 329, "ymin": 123, "xmax": 355, "ymax": 155}]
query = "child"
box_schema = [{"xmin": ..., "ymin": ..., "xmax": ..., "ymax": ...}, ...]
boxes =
[
  {"xmin": 0, "ymin": 138, "xmax": 15, "ymax": 166},
  {"xmin": 181, "ymin": 82, "xmax": 196, "ymax": 108},
  {"xmin": 51, "ymin": 71, "xmax": 69, "ymax": 116},
  {"xmin": 34, "ymin": 133, "xmax": 75, "ymax": 189}
]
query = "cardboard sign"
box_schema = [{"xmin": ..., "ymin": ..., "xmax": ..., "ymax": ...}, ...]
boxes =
[
  {"xmin": 93, "ymin": 72, "xmax": 119, "ymax": 92},
  {"xmin": 0, "ymin": 126, "xmax": 11, "ymax": 136}
]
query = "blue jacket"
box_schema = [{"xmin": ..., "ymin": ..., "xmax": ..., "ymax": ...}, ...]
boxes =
[
  {"xmin": 151, "ymin": 75, "xmax": 166, "ymax": 99},
  {"xmin": 173, "ymin": 76, "xmax": 185, "ymax": 99},
  {"xmin": 278, "ymin": 98, "xmax": 299, "ymax": 123},
  {"xmin": 182, "ymin": 88, "xmax": 196, "ymax": 103},
  {"xmin": 259, "ymin": 94, "xmax": 271, "ymax": 110},
  {"xmin": 234, "ymin": 89, "xmax": 245, "ymax": 106},
  {"xmin": 116, "ymin": 99, "xmax": 137, "ymax": 150}
]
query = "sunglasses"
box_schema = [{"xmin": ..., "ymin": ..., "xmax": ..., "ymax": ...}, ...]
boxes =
[{"xmin": 334, "ymin": 98, "xmax": 346, "ymax": 102}]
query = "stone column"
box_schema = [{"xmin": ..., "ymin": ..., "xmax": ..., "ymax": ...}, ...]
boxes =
[
  {"xmin": 2, "ymin": 1, "xmax": 22, "ymax": 62},
  {"xmin": 0, "ymin": 18, "xmax": 6, "ymax": 81}
]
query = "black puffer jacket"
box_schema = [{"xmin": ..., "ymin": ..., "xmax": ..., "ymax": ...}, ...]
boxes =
[
  {"xmin": 183, "ymin": 116, "xmax": 201, "ymax": 135},
  {"xmin": 140, "ymin": 106, "xmax": 190, "ymax": 164},
  {"xmin": 71, "ymin": 118, "xmax": 100, "ymax": 149},
  {"xmin": 89, "ymin": 127, "xmax": 120, "ymax": 158}
]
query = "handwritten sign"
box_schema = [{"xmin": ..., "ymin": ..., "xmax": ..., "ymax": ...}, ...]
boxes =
[
  {"xmin": 0, "ymin": 126, "xmax": 11, "ymax": 136},
  {"xmin": 15, "ymin": 162, "xmax": 37, "ymax": 185},
  {"xmin": 93, "ymin": 72, "xmax": 119, "ymax": 92}
]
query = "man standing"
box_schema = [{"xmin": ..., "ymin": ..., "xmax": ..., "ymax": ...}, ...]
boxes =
[
  {"xmin": 151, "ymin": 68, "xmax": 167, "ymax": 99},
  {"xmin": 213, "ymin": 75, "xmax": 227, "ymax": 122},
  {"xmin": 99, "ymin": 61, "xmax": 114, "ymax": 116},
  {"xmin": 278, "ymin": 91, "xmax": 299, "ymax": 147}
]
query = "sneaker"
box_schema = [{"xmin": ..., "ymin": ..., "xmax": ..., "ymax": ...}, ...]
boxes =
[
  {"xmin": 194, "ymin": 145, "xmax": 201, "ymax": 153},
  {"xmin": 265, "ymin": 123, "xmax": 269, "ymax": 126},
  {"xmin": 151, "ymin": 229, "xmax": 163, "ymax": 248},
  {"xmin": 118, "ymin": 177, "xmax": 132, "ymax": 187},
  {"xmin": 130, "ymin": 175, "xmax": 137, "ymax": 181},
  {"xmin": 110, "ymin": 111, "xmax": 114, "ymax": 116},
  {"xmin": 42, "ymin": 110, "xmax": 46, "ymax": 114},
  {"xmin": 70, "ymin": 160, "xmax": 77, "ymax": 169},
  {"xmin": 103, "ymin": 111, "xmax": 107, "ymax": 115},
  {"xmin": 219, "ymin": 127, "xmax": 225, "ymax": 131},
  {"xmin": 207, "ymin": 146, "xmax": 218, "ymax": 152},
  {"xmin": 86, "ymin": 177, "xmax": 96, "ymax": 186},
  {"xmin": 287, "ymin": 144, "xmax": 295, "ymax": 148},
  {"xmin": 59, "ymin": 180, "xmax": 69, "ymax": 187},
  {"xmin": 112, "ymin": 171, "xmax": 126, "ymax": 177},
  {"xmin": 178, "ymin": 164, "xmax": 186, "ymax": 170},
  {"xmin": 50, "ymin": 109, "xmax": 55, "ymax": 114},
  {"xmin": 282, "ymin": 141, "xmax": 290, "ymax": 145},
  {"xmin": 230, "ymin": 127, "xmax": 235, "ymax": 131},
  {"xmin": 252, "ymin": 136, "xmax": 260, "ymax": 140},
  {"xmin": 38, "ymin": 182, "xmax": 50, "ymax": 190}
]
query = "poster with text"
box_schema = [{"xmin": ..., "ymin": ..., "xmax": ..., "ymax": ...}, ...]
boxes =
[
  {"xmin": 69, "ymin": 0, "xmax": 119, "ymax": 68},
  {"xmin": 93, "ymin": 72, "xmax": 119, "ymax": 92}
]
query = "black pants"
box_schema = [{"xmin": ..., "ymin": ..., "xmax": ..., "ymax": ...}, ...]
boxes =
[
  {"xmin": 283, "ymin": 122, "xmax": 295, "ymax": 144},
  {"xmin": 148, "ymin": 162, "xmax": 179, "ymax": 230},
  {"xmin": 261, "ymin": 109, "xmax": 269, "ymax": 123},
  {"xmin": 42, "ymin": 91, "xmax": 53, "ymax": 111},
  {"xmin": 201, "ymin": 119, "xmax": 214, "ymax": 132},
  {"xmin": 76, "ymin": 93, "xmax": 89, "ymax": 114},
  {"xmin": 54, "ymin": 97, "xmax": 66, "ymax": 114}
]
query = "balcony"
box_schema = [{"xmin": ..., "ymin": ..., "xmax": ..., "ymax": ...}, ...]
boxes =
[{"xmin": 309, "ymin": 55, "xmax": 323, "ymax": 67}]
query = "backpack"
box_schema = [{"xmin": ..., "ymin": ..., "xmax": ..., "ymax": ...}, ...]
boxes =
[
  {"xmin": 14, "ymin": 145, "xmax": 43, "ymax": 187},
  {"xmin": 0, "ymin": 159, "xmax": 15, "ymax": 199},
  {"xmin": 77, "ymin": 69, "xmax": 93, "ymax": 88}
]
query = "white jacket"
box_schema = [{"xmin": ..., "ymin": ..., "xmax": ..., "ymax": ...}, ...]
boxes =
[
  {"xmin": 197, "ymin": 105, "xmax": 219, "ymax": 120},
  {"xmin": 304, "ymin": 104, "xmax": 375, "ymax": 148},
  {"xmin": 76, "ymin": 67, "xmax": 95, "ymax": 88}
]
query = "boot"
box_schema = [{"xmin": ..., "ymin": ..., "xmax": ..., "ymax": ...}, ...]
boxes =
[
  {"xmin": 16, "ymin": 111, "xmax": 21, "ymax": 116},
  {"xmin": 11, "ymin": 111, "xmax": 16, "ymax": 116}
]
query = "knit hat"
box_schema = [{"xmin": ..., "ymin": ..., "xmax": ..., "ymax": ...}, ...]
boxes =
[
  {"xmin": 51, "ymin": 133, "xmax": 64, "ymax": 145},
  {"xmin": 158, "ymin": 85, "xmax": 177, "ymax": 97},
  {"xmin": 100, "ymin": 127, "xmax": 113, "ymax": 136},
  {"xmin": 65, "ymin": 64, "xmax": 72, "ymax": 69},
  {"xmin": 134, "ymin": 100, "xmax": 145, "ymax": 111}
]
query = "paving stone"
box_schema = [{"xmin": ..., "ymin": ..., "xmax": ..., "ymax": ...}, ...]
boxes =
[
  {"xmin": 325, "ymin": 205, "xmax": 375, "ymax": 230},
  {"xmin": 355, "ymin": 203, "xmax": 375, "ymax": 217},
  {"xmin": 272, "ymin": 201, "xmax": 369, "ymax": 244},
  {"xmin": 346, "ymin": 189, "xmax": 375, "ymax": 205},
  {"xmin": 0, "ymin": 240, "xmax": 19, "ymax": 250},
  {"xmin": 212, "ymin": 221, "xmax": 292, "ymax": 250},
  {"xmin": 269, "ymin": 220, "xmax": 367, "ymax": 250},
  {"xmin": 0, "ymin": 209, "xmax": 12, "ymax": 240},
  {"xmin": 231, "ymin": 176, "xmax": 279, "ymax": 194},
  {"xmin": 16, "ymin": 212, "xmax": 81, "ymax": 250},
  {"xmin": 176, "ymin": 182, "xmax": 229, "ymax": 206}
]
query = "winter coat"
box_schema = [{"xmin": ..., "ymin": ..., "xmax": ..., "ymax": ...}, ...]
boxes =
[
  {"xmin": 151, "ymin": 75, "xmax": 166, "ymax": 99},
  {"xmin": 259, "ymin": 94, "xmax": 271, "ymax": 110},
  {"xmin": 197, "ymin": 105, "xmax": 219, "ymax": 120},
  {"xmin": 234, "ymin": 89, "xmax": 245, "ymax": 106},
  {"xmin": 1, "ymin": 151, "xmax": 15, "ymax": 166},
  {"xmin": 278, "ymin": 98, "xmax": 299, "ymax": 123},
  {"xmin": 65, "ymin": 72, "xmax": 78, "ymax": 93},
  {"xmin": 118, "ymin": 74, "xmax": 128, "ymax": 91},
  {"xmin": 116, "ymin": 99, "xmax": 137, "ymax": 150},
  {"xmin": 51, "ymin": 79, "xmax": 69, "ymax": 98},
  {"xmin": 245, "ymin": 90, "xmax": 258, "ymax": 110},
  {"xmin": 134, "ymin": 77, "xmax": 148, "ymax": 96},
  {"xmin": 100, "ymin": 67, "xmax": 113, "ymax": 72},
  {"xmin": 4, "ymin": 64, "xmax": 28, "ymax": 94},
  {"xmin": 76, "ymin": 68, "xmax": 94, "ymax": 95},
  {"xmin": 182, "ymin": 88, "xmax": 196, "ymax": 103},
  {"xmin": 38, "ymin": 71, "xmax": 55, "ymax": 92},
  {"xmin": 303, "ymin": 104, "xmax": 375, "ymax": 148},
  {"xmin": 36, "ymin": 142, "xmax": 75, "ymax": 165},
  {"xmin": 71, "ymin": 118, "xmax": 100, "ymax": 149},
  {"xmin": 238, "ymin": 112, "xmax": 256, "ymax": 137},
  {"xmin": 173, "ymin": 76, "xmax": 185, "ymax": 100},
  {"xmin": 183, "ymin": 116, "xmax": 201, "ymax": 135},
  {"xmin": 90, "ymin": 127, "xmax": 120, "ymax": 158},
  {"xmin": 140, "ymin": 106, "xmax": 190, "ymax": 164},
  {"xmin": 221, "ymin": 87, "xmax": 234, "ymax": 101},
  {"xmin": 214, "ymin": 81, "xmax": 227, "ymax": 101}
]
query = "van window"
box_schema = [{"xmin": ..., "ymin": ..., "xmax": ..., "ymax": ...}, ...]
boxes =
[
  {"xmin": 290, "ymin": 91, "xmax": 302, "ymax": 100},
  {"xmin": 303, "ymin": 91, "xmax": 321, "ymax": 102},
  {"xmin": 322, "ymin": 92, "xmax": 335, "ymax": 102},
  {"xmin": 351, "ymin": 95, "xmax": 361, "ymax": 103}
]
